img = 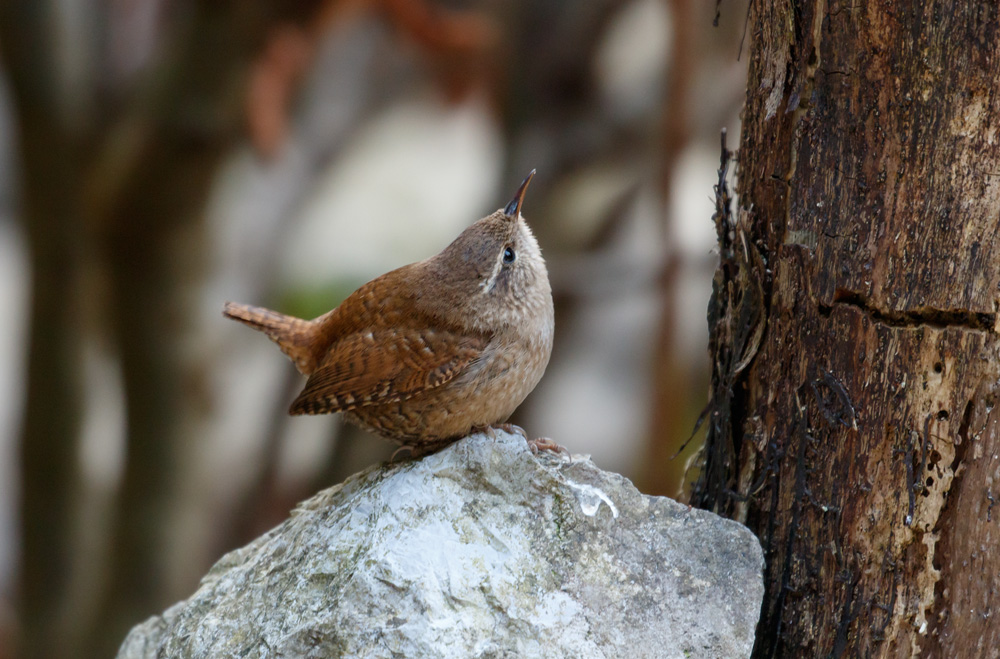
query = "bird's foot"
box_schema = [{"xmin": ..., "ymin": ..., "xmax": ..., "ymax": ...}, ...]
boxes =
[
  {"xmin": 495, "ymin": 423, "xmax": 527, "ymax": 439},
  {"xmin": 527, "ymin": 436, "xmax": 569, "ymax": 455},
  {"xmin": 472, "ymin": 424, "xmax": 498, "ymax": 439},
  {"xmin": 474, "ymin": 424, "xmax": 567, "ymax": 455}
]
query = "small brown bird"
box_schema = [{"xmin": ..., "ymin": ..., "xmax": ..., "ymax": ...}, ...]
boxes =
[{"xmin": 224, "ymin": 170, "xmax": 555, "ymax": 454}]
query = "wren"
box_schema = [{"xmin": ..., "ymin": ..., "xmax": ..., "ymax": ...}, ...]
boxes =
[{"xmin": 223, "ymin": 170, "xmax": 554, "ymax": 453}]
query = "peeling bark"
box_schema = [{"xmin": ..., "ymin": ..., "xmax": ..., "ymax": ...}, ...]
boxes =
[{"xmin": 699, "ymin": 1, "xmax": 1000, "ymax": 656}]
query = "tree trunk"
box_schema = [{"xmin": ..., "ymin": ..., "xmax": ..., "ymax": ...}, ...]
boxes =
[
  {"xmin": 2, "ymin": 2, "xmax": 325, "ymax": 656},
  {"xmin": 0, "ymin": 7, "xmax": 91, "ymax": 657},
  {"xmin": 3, "ymin": 92, "xmax": 89, "ymax": 659},
  {"xmin": 697, "ymin": 2, "xmax": 1000, "ymax": 656}
]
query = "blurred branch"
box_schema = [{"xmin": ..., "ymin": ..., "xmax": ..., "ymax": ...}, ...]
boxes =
[
  {"xmin": 381, "ymin": 0, "xmax": 494, "ymax": 55},
  {"xmin": 246, "ymin": 0, "xmax": 498, "ymax": 159},
  {"xmin": 379, "ymin": 0, "xmax": 497, "ymax": 99},
  {"xmin": 659, "ymin": 0, "xmax": 694, "ymax": 201},
  {"xmin": 639, "ymin": 0, "xmax": 697, "ymax": 497},
  {"xmin": 248, "ymin": 26, "xmax": 315, "ymax": 158}
]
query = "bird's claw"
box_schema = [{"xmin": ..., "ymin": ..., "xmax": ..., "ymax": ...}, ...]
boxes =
[
  {"xmin": 476, "ymin": 424, "xmax": 566, "ymax": 456},
  {"xmin": 495, "ymin": 423, "xmax": 528, "ymax": 439},
  {"xmin": 527, "ymin": 437, "xmax": 568, "ymax": 455}
]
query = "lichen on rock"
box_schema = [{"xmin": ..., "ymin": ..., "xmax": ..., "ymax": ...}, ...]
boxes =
[{"xmin": 118, "ymin": 431, "xmax": 764, "ymax": 658}]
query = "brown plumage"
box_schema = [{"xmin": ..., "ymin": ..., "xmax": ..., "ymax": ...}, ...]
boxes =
[{"xmin": 223, "ymin": 171, "xmax": 554, "ymax": 450}]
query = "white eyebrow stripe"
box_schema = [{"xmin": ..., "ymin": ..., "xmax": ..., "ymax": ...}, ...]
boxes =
[{"xmin": 479, "ymin": 249, "xmax": 506, "ymax": 293}]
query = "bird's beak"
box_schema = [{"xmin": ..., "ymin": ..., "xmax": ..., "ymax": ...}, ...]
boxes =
[{"xmin": 504, "ymin": 169, "xmax": 536, "ymax": 219}]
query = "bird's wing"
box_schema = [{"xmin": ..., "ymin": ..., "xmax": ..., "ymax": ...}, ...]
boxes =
[{"xmin": 288, "ymin": 328, "xmax": 486, "ymax": 415}]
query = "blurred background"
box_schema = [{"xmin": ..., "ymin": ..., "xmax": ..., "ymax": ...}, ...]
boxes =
[{"xmin": 0, "ymin": 0, "xmax": 748, "ymax": 656}]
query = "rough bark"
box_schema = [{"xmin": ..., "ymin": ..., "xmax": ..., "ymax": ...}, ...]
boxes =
[{"xmin": 697, "ymin": 1, "xmax": 1000, "ymax": 657}]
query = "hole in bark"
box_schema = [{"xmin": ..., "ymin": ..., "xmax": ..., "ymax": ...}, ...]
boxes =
[
  {"xmin": 928, "ymin": 450, "xmax": 942, "ymax": 466},
  {"xmin": 958, "ymin": 400, "xmax": 973, "ymax": 445},
  {"xmin": 937, "ymin": 410, "xmax": 949, "ymax": 421},
  {"xmin": 933, "ymin": 362, "xmax": 943, "ymax": 373},
  {"xmin": 926, "ymin": 477, "xmax": 934, "ymax": 487}
]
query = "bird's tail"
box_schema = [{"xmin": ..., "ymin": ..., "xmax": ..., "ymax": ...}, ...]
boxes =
[{"xmin": 223, "ymin": 302, "xmax": 318, "ymax": 374}]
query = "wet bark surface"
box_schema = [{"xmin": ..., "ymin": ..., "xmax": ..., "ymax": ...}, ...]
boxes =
[{"xmin": 698, "ymin": 1, "xmax": 1000, "ymax": 656}]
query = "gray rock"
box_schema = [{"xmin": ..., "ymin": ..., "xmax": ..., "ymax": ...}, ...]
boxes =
[{"xmin": 118, "ymin": 432, "xmax": 764, "ymax": 658}]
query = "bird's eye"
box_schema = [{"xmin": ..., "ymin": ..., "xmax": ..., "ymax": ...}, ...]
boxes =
[{"xmin": 502, "ymin": 246, "xmax": 516, "ymax": 264}]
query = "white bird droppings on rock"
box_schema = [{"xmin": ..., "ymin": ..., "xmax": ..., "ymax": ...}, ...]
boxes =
[{"xmin": 565, "ymin": 478, "xmax": 619, "ymax": 518}]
